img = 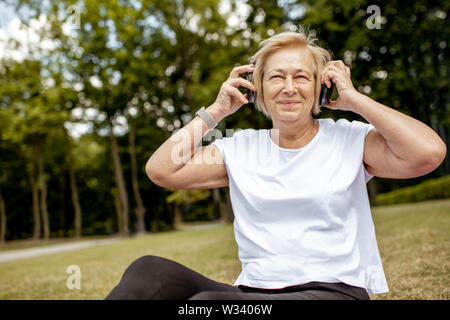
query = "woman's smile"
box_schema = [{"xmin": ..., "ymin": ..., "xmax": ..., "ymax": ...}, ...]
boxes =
[{"xmin": 278, "ymin": 100, "xmax": 300, "ymax": 107}]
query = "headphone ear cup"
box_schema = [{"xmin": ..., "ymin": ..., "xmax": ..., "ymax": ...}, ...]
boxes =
[
  {"xmin": 326, "ymin": 82, "xmax": 335, "ymax": 102},
  {"xmin": 318, "ymin": 82, "xmax": 334, "ymax": 106},
  {"xmin": 318, "ymin": 84, "xmax": 326, "ymax": 106},
  {"xmin": 247, "ymin": 60, "xmax": 256, "ymax": 104},
  {"xmin": 245, "ymin": 72, "xmax": 255, "ymax": 104}
]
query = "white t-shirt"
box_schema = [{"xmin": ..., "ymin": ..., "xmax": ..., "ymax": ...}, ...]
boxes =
[{"xmin": 211, "ymin": 118, "xmax": 389, "ymax": 294}]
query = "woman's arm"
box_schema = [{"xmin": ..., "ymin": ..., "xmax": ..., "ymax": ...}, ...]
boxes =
[
  {"xmin": 146, "ymin": 64, "xmax": 255, "ymax": 188},
  {"xmin": 145, "ymin": 105, "xmax": 226, "ymax": 188},
  {"xmin": 349, "ymin": 92, "xmax": 446, "ymax": 178},
  {"xmin": 321, "ymin": 60, "xmax": 446, "ymax": 179}
]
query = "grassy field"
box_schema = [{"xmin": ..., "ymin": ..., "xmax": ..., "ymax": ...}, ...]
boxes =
[{"xmin": 0, "ymin": 199, "xmax": 448, "ymax": 300}]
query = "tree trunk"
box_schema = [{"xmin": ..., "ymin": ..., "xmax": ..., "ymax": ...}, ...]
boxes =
[
  {"xmin": 218, "ymin": 188, "xmax": 228, "ymax": 223},
  {"xmin": 37, "ymin": 140, "xmax": 50, "ymax": 240},
  {"xmin": 219, "ymin": 201, "xmax": 228, "ymax": 223},
  {"xmin": 212, "ymin": 188, "xmax": 221, "ymax": 220},
  {"xmin": 224, "ymin": 187, "xmax": 234, "ymax": 222},
  {"xmin": 173, "ymin": 204, "xmax": 183, "ymax": 230},
  {"xmin": 128, "ymin": 119, "xmax": 146, "ymax": 234},
  {"xmin": 30, "ymin": 142, "xmax": 41, "ymax": 240},
  {"xmin": 367, "ymin": 178, "xmax": 377, "ymax": 206},
  {"xmin": 113, "ymin": 191, "xmax": 124, "ymax": 235},
  {"xmin": 109, "ymin": 124, "xmax": 129, "ymax": 236},
  {"xmin": 64, "ymin": 128, "xmax": 82, "ymax": 238},
  {"xmin": 152, "ymin": 206, "xmax": 160, "ymax": 233},
  {"xmin": 58, "ymin": 174, "xmax": 65, "ymax": 238},
  {"xmin": 0, "ymin": 189, "xmax": 6, "ymax": 244}
]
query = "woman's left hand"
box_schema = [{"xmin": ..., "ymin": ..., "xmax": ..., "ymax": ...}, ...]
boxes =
[{"xmin": 321, "ymin": 60, "xmax": 360, "ymax": 111}]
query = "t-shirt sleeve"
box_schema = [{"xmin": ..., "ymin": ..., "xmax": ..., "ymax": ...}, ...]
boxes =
[
  {"xmin": 210, "ymin": 129, "xmax": 249, "ymax": 168},
  {"xmin": 350, "ymin": 120, "xmax": 375, "ymax": 183},
  {"xmin": 211, "ymin": 137, "xmax": 227, "ymax": 163}
]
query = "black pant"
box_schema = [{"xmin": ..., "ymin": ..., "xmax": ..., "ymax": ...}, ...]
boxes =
[{"xmin": 105, "ymin": 255, "xmax": 370, "ymax": 300}]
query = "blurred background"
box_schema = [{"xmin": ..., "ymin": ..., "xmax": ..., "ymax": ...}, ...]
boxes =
[{"xmin": 0, "ymin": 0, "xmax": 448, "ymax": 243}]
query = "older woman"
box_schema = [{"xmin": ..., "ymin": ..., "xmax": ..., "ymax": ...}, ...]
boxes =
[{"xmin": 106, "ymin": 28, "xmax": 446, "ymax": 300}]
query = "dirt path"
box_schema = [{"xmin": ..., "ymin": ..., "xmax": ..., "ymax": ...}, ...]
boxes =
[
  {"xmin": 0, "ymin": 221, "xmax": 227, "ymax": 263},
  {"xmin": 0, "ymin": 238, "xmax": 119, "ymax": 263}
]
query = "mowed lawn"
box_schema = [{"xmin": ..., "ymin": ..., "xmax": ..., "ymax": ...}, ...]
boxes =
[{"xmin": 0, "ymin": 199, "xmax": 448, "ymax": 300}]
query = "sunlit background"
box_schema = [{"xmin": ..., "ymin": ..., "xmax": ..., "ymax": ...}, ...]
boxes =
[{"xmin": 0, "ymin": 0, "xmax": 448, "ymax": 241}]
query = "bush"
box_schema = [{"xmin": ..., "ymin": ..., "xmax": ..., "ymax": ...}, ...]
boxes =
[{"xmin": 376, "ymin": 175, "xmax": 450, "ymax": 206}]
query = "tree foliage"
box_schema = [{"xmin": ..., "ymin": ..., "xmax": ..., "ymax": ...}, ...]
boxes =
[{"xmin": 0, "ymin": 0, "xmax": 448, "ymax": 241}]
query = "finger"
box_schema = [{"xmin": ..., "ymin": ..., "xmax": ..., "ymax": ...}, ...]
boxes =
[
  {"xmin": 229, "ymin": 64, "xmax": 255, "ymax": 78},
  {"xmin": 225, "ymin": 86, "xmax": 248, "ymax": 104},
  {"xmin": 227, "ymin": 77, "xmax": 256, "ymax": 90},
  {"xmin": 321, "ymin": 65, "xmax": 331, "ymax": 84},
  {"xmin": 321, "ymin": 66, "xmax": 330, "ymax": 86},
  {"xmin": 329, "ymin": 62, "xmax": 346, "ymax": 78},
  {"xmin": 328, "ymin": 64, "xmax": 341, "ymax": 80},
  {"xmin": 330, "ymin": 60, "xmax": 346, "ymax": 70},
  {"xmin": 345, "ymin": 66, "xmax": 351, "ymax": 76},
  {"xmin": 323, "ymin": 70, "xmax": 336, "ymax": 88},
  {"xmin": 321, "ymin": 63, "xmax": 338, "ymax": 84},
  {"xmin": 328, "ymin": 64, "xmax": 339, "ymax": 71},
  {"xmin": 325, "ymin": 100, "xmax": 338, "ymax": 109}
]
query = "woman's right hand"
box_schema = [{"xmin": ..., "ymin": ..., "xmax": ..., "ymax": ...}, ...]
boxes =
[{"xmin": 208, "ymin": 64, "xmax": 256, "ymax": 119}]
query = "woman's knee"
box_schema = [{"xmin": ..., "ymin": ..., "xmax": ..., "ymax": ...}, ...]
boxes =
[
  {"xmin": 130, "ymin": 255, "xmax": 168, "ymax": 267},
  {"xmin": 109, "ymin": 256, "xmax": 172, "ymax": 298},
  {"xmin": 123, "ymin": 255, "xmax": 171, "ymax": 277}
]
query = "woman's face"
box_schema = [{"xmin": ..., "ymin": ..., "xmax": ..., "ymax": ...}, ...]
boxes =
[{"xmin": 262, "ymin": 45, "xmax": 316, "ymax": 122}]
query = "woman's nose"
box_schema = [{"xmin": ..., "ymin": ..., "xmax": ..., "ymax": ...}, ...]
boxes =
[{"xmin": 282, "ymin": 76, "xmax": 295, "ymax": 94}]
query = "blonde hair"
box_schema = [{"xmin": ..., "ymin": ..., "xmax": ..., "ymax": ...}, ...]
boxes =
[{"xmin": 250, "ymin": 27, "xmax": 332, "ymax": 118}]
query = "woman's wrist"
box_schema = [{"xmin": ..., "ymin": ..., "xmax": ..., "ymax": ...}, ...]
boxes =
[
  {"xmin": 206, "ymin": 104, "xmax": 227, "ymax": 124},
  {"xmin": 345, "ymin": 90, "xmax": 368, "ymax": 115}
]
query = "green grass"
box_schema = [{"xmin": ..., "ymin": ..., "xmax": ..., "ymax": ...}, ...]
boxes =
[
  {"xmin": 0, "ymin": 224, "xmax": 241, "ymax": 300},
  {"xmin": 0, "ymin": 199, "xmax": 449, "ymax": 300},
  {"xmin": 370, "ymin": 199, "xmax": 450, "ymax": 299}
]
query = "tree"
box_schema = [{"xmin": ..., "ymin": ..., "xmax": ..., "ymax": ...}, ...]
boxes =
[
  {"xmin": 127, "ymin": 114, "xmax": 146, "ymax": 234},
  {"xmin": 0, "ymin": 58, "xmax": 64, "ymax": 240},
  {"xmin": 63, "ymin": 127, "xmax": 83, "ymax": 237},
  {"xmin": 2, "ymin": 0, "xmax": 447, "ymax": 241},
  {"xmin": 166, "ymin": 189, "xmax": 212, "ymax": 229},
  {"xmin": 0, "ymin": 187, "xmax": 6, "ymax": 244}
]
